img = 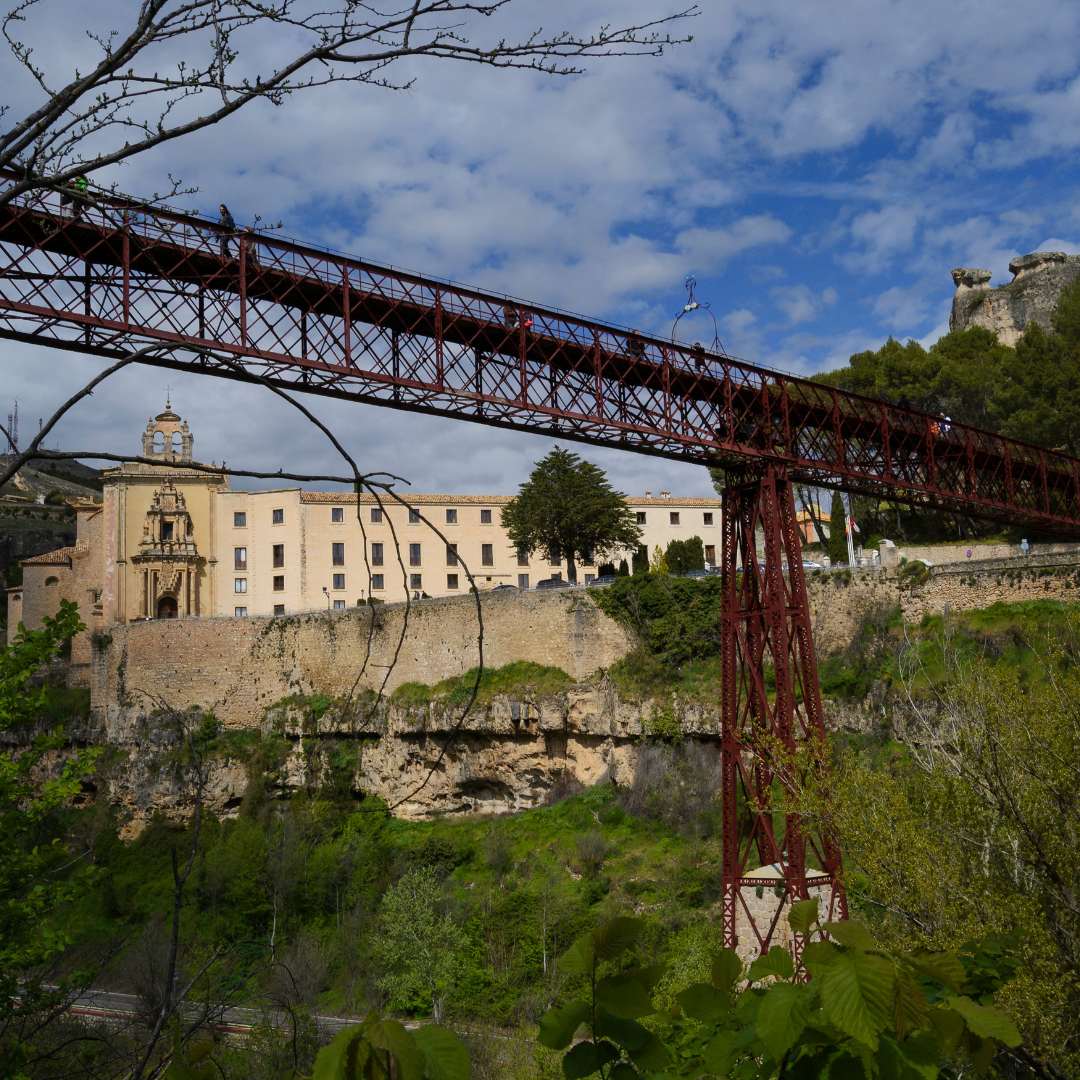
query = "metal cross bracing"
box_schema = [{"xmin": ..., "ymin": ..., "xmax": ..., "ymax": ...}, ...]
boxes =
[
  {"xmin": 2, "ymin": 174, "xmax": 1080, "ymax": 533},
  {"xmin": 2, "ymin": 174, "xmax": 1079, "ymax": 958}
]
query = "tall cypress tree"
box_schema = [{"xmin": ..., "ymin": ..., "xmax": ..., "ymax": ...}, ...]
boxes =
[{"xmin": 828, "ymin": 492, "xmax": 848, "ymax": 566}]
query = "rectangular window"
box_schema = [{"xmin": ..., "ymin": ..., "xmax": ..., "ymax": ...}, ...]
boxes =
[
  {"xmin": 272, "ymin": 543, "xmax": 284, "ymax": 568},
  {"xmin": 273, "ymin": 604, "xmax": 285, "ymax": 616},
  {"xmin": 234, "ymin": 606, "xmax": 247, "ymax": 617},
  {"xmin": 161, "ymin": 521, "xmax": 174, "ymax": 541},
  {"xmin": 370, "ymin": 507, "xmax": 383, "ymax": 523},
  {"xmin": 705, "ymin": 544, "xmax": 716, "ymax": 564},
  {"xmin": 636, "ymin": 511, "xmax": 646, "ymax": 525},
  {"xmin": 273, "ymin": 575, "xmax": 285, "ymax": 591},
  {"xmin": 480, "ymin": 508, "xmax": 492, "ymax": 524},
  {"xmin": 518, "ymin": 573, "xmax": 530, "ymax": 590},
  {"xmin": 703, "ymin": 512, "xmax": 714, "ymax": 526},
  {"xmin": 447, "ymin": 573, "xmax": 459, "ymax": 590},
  {"xmin": 272, "ymin": 508, "xmax": 284, "ymax": 525},
  {"xmin": 408, "ymin": 508, "xmax": 420, "ymax": 524},
  {"xmin": 446, "ymin": 543, "xmax": 458, "ymax": 566},
  {"xmin": 233, "ymin": 511, "xmax": 247, "ymax": 527},
  {"xmin": 333, "ymin": 599, "xmax": 346, "ymax": 610},
  {"xmin": 670, "ymin": 511, "xmax": 680, "ymax": 526},
  {"xmin": 233, "ymin": 546, "xmax": 247, "ymax": 570},
  {"xmin": 234, "ymin": 578, "xmax": 247, "ymax": 594},
  {"xmin": 410, "ymin": 573, "xmax": 422, "ymax": 591},
  {"xmin": 481, "ymin": 543, "xmax": 494, "ymax": 567},
  {"xmin": 332, "ymin": 573, "xmax": 345, "ymax": 590},
  {"xmin": 409, "ymin": 543, "xmax": 421, "ymax": 567},
  {"xmin": 332, "ymin": 542, "xmax": 345, "ymax": 566},
  {"xmin": 372, "ymin": 574, "xmax": 384, "ymax": 591},
  {"xmin": 445, "ymin": 508, "xmax": 457, "ymax": 524},
  {"xmin": 517, "ymin": 545, "xmax": 529, "ymax": 567},
  {"xmin": 332, "ymin": 506, "xmax": 344, "ymax": 523},
  {"xmin": 371, "ymin": 542, "xmax": 384, "ymax": 566}
]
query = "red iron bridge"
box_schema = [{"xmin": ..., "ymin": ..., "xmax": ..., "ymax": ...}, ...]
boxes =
[{"xmin": 2, "ymin": 174, "xmax": 1077, "ymax": 958}]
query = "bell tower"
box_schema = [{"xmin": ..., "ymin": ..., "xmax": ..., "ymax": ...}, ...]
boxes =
[{"xmin": 141, "ymin": 397, "xmax": 194, "ymax": 462}]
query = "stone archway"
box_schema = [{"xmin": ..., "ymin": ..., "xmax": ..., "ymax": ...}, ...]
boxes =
[{"xmin": 156, "ymin": 595, "xmax": 178, "ymax": 619}]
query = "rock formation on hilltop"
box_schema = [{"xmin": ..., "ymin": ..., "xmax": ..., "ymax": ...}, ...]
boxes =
[{"xmin": 949, "ymin": 251, "xmax": 1080, "ymax": 346}]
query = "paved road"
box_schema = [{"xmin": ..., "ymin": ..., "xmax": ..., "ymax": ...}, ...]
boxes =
[{"xmin": 69, "ymin": 987, "xmax": 364, "ymax": 1037}]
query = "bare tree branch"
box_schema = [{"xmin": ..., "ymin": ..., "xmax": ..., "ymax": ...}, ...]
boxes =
[{"xmin": 0, "ymin": 0, "xmax": 696, "ymax": 207}]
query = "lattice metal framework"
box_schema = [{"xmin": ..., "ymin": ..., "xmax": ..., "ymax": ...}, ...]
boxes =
[
  {"xmin": 2, "ymin": 176, "xmax": 1078, "ymax": 955},
  {"xmin": 721, "ymin": 469, "xmax": 847, "ymax": 954}
]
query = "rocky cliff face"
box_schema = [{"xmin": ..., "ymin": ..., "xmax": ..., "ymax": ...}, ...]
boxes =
[
  {"xmin": 96, "ymin": 680, "xmax": 896, "ymax": 833},
  {"xmin": 949, "ymin": 251, "xmax": 1080, "ymax": 346}
]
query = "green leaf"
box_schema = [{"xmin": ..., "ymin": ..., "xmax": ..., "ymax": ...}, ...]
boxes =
[
  {"xmin": 711, "ymin": 949, "xmax": 743, "ymax": 993},
  {"xmin": 893, "ymin": 968, "xmax": 930, "ymax": 1039},
  {"xmin": 562, "ymin": 1039, "xmax": 619, "ymax": 1079},
  {"xmin": 313, "ymin": 1026, "xmax": 368, "ymax": 1080},
  {"xmin": 756, "ymin": 983, "xmax": 812, "ymax": 1060},
  {"xmin": 627, "ymin": 1030, "xmax": 671, "ymax": 1072},
  {"xmin": 561, "ymin": 931, "xmax": 597, "ymax": 976},
  {"xmin": 594, "ymin": 917, "xmax": 644, "ymax": 962},
  {"xmin": 910, "ymin": 952, "xmax": 966, "ymax": 994},
  {"xmin": 802, "ymin": 940, "xmax": 840, "ymax": 974},
  {"xmin": 366, "ymin": 1018, "xmax": 425, "ymax": 1080},
  {"xmin": 703, "ymin": 1029, "xmax": 754, "ymax": 1075},
  {"xmin": 928, "ymin": 1007, "xmax": 966, "ymax": 1054},
  {"xmin": 609, "ymin": 1066, "xmax": 640, "ymax": 1080},
  {"xmin": 595, "ymin": 1009, "xmax": 650, "ymax": 1053},
  {"xmin": 946, "ymin": 996, "xmax": 1021, "ymax": 1046},
  {"xmin": 539, "ymin": 1000, "xmax": 590, "ymax": 1050},
  {"xmin": 819, "ymin": 950, "xmax": 896, "ymax": 1050},
  {"xmin": 411, "ymin": 1025, "xmax": 472, "ymax": 1080},
  {"xmin": 788, "ymin": 898, "xmax": 821, "ymax": 935},
  {"xmin": 748, "ymin": 947, "xmax": 795, "ymax": 982},
  {"xmin": 676, "ymin": 982, "xmax": 732, "ymax": 1023},
  {"xmin": 596, "ymin": 972, "xmax": 654, "ymax": 1019},
  {"xmin": 824, "ymin": 921, "xmax": 877, "ymax": 952}
]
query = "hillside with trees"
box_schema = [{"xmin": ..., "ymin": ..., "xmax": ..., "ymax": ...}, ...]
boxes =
[{"xmin": 813, "ymin": 281, "xmax": 1080, "ymax": 544}]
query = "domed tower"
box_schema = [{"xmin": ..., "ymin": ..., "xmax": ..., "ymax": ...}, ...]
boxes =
[{"xmin": 141, "ymin": 398, "xmax": 194, "ymax": 462}]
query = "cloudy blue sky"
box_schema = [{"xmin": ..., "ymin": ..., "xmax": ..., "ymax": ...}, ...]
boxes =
[{"xmin": 4, "ymin": 0, "xmax": 1080, "ymax": 497}]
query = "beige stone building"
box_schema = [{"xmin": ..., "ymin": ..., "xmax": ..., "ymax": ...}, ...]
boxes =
[{"xmin": 5, "ymin": 405, "xmax": 721, "ymax": 652}]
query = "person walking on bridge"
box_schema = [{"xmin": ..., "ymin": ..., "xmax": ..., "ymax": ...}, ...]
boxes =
[
  {"xmin": 58, "ymin": 174, "xmax": 89, "ymax": 222},
  {"xmin": 217, "ymin": 203, "xmax": 236, "ymax": 258}
]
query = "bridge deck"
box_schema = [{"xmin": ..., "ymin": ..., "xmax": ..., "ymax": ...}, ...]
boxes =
[{"xmin": 0, "ymin": 177, "xmax": 1078, "ymax": 532}]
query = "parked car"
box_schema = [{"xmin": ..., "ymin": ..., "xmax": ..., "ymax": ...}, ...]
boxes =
[
  {"xmin": 681, "ymin": 568, "xmax": 710, "ymax": 579},
  {"xmin": 491, "ymin": 583, "xmax": 518, "ymax": 591},
  {"xmin": 535, "ymin": 576, "xmax": 572, "ymax": 590},
  {"xmin": 801, "ymin": 560, "xmax": 823, "ymax": 569},
  {"xmin": 589, "ymin": 574, "xmax": 618, "ymax": 587}
]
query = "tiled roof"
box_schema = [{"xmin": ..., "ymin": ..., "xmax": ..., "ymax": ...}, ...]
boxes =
[
  {"xmin": 21, "ymin": 546, "xmax": 75, "ymax": 566},
  {"xmin": 299, "ymin": 491, "xmax": 721, "ymax": 507}
]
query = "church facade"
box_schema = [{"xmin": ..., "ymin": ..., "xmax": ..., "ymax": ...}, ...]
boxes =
[{"xmin": 5, "ymin": 407, "xmax": 722, "ymax": 663}]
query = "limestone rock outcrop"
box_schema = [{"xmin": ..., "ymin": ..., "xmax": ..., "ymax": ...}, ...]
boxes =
[{"xmin": 949, "ymin": 251, "xmax": 1080, "ymax": 346}]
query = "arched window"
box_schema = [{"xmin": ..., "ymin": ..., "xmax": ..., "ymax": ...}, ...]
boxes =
[
  {"xmin": 171, "ymin": 432, "xmax": 183, "ymax": 453},
  {"xmin": 44, "ymin": 576, "xmax": 59, "ymax": 586},
  {"xmin": 152, "ymin": 431, "xmax": 166, "ymax": 453}
]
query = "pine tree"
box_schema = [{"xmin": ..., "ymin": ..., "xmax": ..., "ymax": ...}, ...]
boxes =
[{"xmin": 501, "ymin": 448, "xmax": 642, "ymax": 585}]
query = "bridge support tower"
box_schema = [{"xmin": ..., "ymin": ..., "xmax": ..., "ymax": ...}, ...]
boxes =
[{"xmin": 720, "ymin": 466, "xmax": 847, "ymax": 958}]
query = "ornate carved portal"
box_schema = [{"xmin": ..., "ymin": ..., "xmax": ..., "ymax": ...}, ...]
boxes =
[
  {"xmin": 131, "ymin": 480, "xmax": 203, "ymax": 619},
  {"xmin": 721, "ymin": 467, "xmax": 846, "ymax": 959}
]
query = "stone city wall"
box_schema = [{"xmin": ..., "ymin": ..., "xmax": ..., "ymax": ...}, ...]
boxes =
[
  {"xmin": 892, "ymin": 541, "xmax": 1080, "ymax": 566},
  {"xmin": 93, "ymin": 561, "xmax": 1080, "ymax": 731},
  {"xmin": 93, "ymin": 589, "xmax": 635, "ymax": 732}
]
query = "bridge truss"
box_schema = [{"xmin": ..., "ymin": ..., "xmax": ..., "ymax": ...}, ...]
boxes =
[{"xmin": 2, "ymin": 176, "xmax": 1078, "ymax": 956}]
